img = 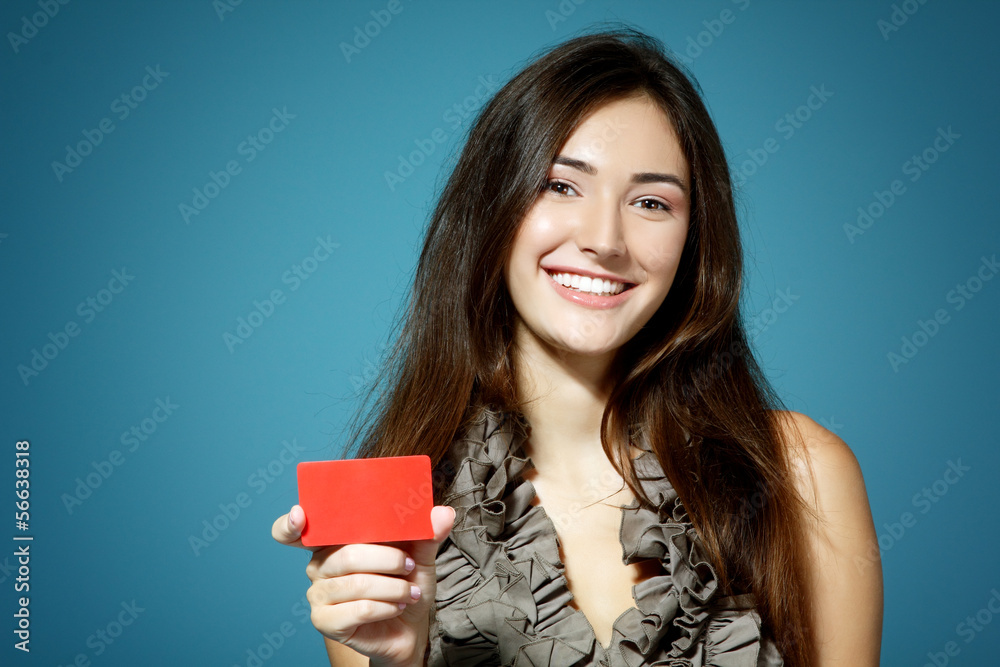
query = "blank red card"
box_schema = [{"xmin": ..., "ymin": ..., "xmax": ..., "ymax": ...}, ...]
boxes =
[{"xmin": 296, "ymin": 455, "xmax": 434, "ymax": 547}]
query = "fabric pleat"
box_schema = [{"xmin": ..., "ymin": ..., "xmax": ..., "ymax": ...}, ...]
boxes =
[{"xmin": 427, "ymin": 406, "xmax": 784, "ymax": 667}]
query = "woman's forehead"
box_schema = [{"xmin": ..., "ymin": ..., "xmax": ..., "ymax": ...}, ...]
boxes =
[{"xmin": 554, "ymin": 97, "xmax": 689, "ymax": 182}]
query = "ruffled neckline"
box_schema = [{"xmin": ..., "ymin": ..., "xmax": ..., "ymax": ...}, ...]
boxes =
[{"xmin": 429, "ymin": 406, "xmax": 781, "ymax": 666}]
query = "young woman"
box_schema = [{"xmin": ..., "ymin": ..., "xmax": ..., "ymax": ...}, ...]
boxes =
[{"xmin": 272, "ymin": 26, "xmax": 883, "ymax": 666}]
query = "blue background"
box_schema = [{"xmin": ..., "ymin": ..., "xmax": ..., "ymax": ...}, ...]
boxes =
[{"xmin": 2, "ymin": 1, "xmax": 998, "ymax": 665}]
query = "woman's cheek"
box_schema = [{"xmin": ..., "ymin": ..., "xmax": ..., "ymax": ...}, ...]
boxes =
[{"xmin": 640, "ymin": 243, "xmax": 684, "ymax": 274}]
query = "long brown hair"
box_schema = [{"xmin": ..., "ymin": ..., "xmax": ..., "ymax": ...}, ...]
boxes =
[{"xmin": 344, "ymin": 24, "xmax": 818, "ymax": 666}]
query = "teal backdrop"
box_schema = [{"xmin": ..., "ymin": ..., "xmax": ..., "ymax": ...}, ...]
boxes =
[{"xmin": 2, "ymin": 1, "xmax": 998, "ymax": 665}]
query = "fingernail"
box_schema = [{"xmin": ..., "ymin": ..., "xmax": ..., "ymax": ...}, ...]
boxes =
[
  {"xmin": 404, "ymin": 557, "xmax": 415, "ymax": 573},
  {"xmin": 289, "ymin": 506, "xmax": 304, "ymax": 532},
  {"xmin": 410, "ymin": 585, "xmax": 421, "ymax": 601},
  {"xmin": 397, "ymin": 603, "xmax": 407, "ymax": 610}
]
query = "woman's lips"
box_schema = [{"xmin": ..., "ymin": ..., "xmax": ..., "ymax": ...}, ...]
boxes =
[{"xmin": 545, "ymin": 270, "xmax": 635, "ymax": 309}]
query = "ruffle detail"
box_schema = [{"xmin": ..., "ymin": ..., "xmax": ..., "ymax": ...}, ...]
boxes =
[{"xmin": 428, "ymin": 407, "xmax": 783, "ymax": 667}]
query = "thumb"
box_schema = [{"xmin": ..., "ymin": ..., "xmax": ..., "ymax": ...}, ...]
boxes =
[
  {"xmin": 410, "ymin": 505, "xmax": 455, "ymax": 568},
  {"xmin": 270, "ymin": 505, "xmax": 315, "ymax": 551}
]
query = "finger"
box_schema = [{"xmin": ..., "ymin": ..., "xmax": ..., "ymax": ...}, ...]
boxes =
[
  {"xmin": 271, "ymin": 505, "xmax": 317, "ymax": 551},
  {"xmin": 409, "ymin": 505, "xmax": 456, "ymax": 568},
  {"xmin": 307, "ymin": 543, "xmax": 416, "ymax": 580},
  {"xmin": 307, "ymin": 573, "xmax": 421, "ymax": 607},
  {"xmin": 310, "ymin": 599, "xmax": 407, "ymax": 641}
]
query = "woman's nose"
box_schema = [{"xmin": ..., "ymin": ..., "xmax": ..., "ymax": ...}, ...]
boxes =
[{"xmin": 576, "ymin": 197, "xmax": 625, "ymax": 258}]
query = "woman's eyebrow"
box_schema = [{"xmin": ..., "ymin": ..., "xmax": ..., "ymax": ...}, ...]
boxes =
[{"xmin": 552, "ymin": 155, "xmax": 688, "ymax": 194}]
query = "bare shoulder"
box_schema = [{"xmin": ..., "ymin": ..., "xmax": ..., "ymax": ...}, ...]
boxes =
[
  {"xmin": 771, "ymin": 409, "xmax": 877, "ymax": 563},
  {"xmin": 771, "ymin": 409, "xmax": 884, "ymax": 665},
  {"xmin": 772, "ymin": 410, "xmax": 866, "ymax": 513}
]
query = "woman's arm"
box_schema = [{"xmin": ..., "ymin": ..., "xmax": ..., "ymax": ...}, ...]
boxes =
[
  {"xmin": 778, "ymin": 411, "xmax": 884, "ymax": 666},
  {"xmin": 325, "ymin": 636, "xmax": 370, "ymax": 666}
]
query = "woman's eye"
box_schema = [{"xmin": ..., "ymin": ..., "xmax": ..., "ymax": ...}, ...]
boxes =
[
  {"xmin": 541, "ymin": 183, "xmax": 671, "ymax": 212},
  {"xmin": 634, "ymin": 198, "xmax": 671, "ymax": 212},
  {"xmin": 544, "ymin": 180, "xmax": 576, "ymax": 196}
]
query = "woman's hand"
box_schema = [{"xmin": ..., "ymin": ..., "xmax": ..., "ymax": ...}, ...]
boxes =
[{"xmin": 271, "ymin": 504, "xmax": 456, "ymax": 667}]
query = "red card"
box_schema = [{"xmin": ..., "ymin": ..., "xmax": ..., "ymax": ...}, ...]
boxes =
[{"xmin": 296, "ymin": 455, "xmax": 434, "ymax": 547}]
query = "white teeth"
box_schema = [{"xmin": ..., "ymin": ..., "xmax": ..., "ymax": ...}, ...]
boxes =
[{"xmin": 549, "ymin": 271, "xmax": 627, "ymax": 296}]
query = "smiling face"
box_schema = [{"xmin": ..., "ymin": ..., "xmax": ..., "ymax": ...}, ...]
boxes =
[{"xmin": 504, "ymin": 94, "xmax": 691, "ymax": 364}]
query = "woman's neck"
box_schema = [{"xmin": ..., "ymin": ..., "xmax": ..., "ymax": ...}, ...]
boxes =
[{"xmin": 512, "ymin": 331, "xmax": 617, "ymax": 471}]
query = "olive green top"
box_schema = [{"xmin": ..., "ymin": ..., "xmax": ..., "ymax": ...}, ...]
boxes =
[{"xmin": 427, "ymin": 406, "xmax": 784, "ymax": 666}]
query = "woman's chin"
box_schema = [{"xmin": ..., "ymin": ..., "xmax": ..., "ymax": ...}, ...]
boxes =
[{"xmin": 550, "ymin": 337, "xmax": 624, "ymax": 359}]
